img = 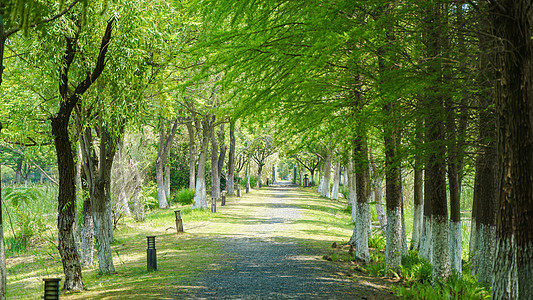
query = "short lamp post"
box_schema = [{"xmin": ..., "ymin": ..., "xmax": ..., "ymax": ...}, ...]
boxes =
[{"xmin": 147, "ymin": 236, "xmax": 157, "ymax": 271}]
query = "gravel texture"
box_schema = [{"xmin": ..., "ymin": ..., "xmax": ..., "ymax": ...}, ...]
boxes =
[{"xmin": 179, "ymin": 183, "xmax": 389, "ymax": 299}]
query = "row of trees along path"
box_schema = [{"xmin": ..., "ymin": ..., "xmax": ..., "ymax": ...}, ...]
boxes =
[{"xmin": 177, "ymin": 182, "xmax": 396, "ymax": 300}]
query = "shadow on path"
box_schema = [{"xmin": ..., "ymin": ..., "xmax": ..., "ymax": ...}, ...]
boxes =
[{"xmin": 177, "ymin": 184, "xmax": 392, "ymax": 299}]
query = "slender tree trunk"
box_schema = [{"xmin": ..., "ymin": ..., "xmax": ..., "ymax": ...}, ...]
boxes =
[
  {"xmin": 217, "ymin": 124, "xmax": 226, "ymax": 190},
  {"xmin": 156, "ymin": 120, "xmax": 178, "ymax": 208},
  {"xmin": 193, "ymin": 120, "xmax": 209, "ymax": 209},
  {"xmin": 52, "ymin": 116, "xmax": 84, "ymax": 291},
  {"xmin": 370, "ymin": 162, "xmax": 387, "ymax": 231},
  {"xmin": 0, "ymin": 123, "xmax": 7, "ymax": 300},
  {"xmin": 348, "ymin": 160, "xmax": 357, "ymax": 223},
  {"xmin": 471, "ymin": 8, "xmax": 497, "ymax": 284},
  {"xmin": 246, "ymin": 156, "xmax": 251, "ymax": 193},
  {"xmin": 321, "ymin": 149, "xmax": 332, "ymax": 198},
  {"xmin": 411, "ymin": 128, "xmax": 423, "ymax": 251},
  {"xmin": 186, "ymin": 121, "xmax": 196, "ymax": 191},
  {"xmin": 330, "ymin": 161, "xmax": 341, "ymax": 200},
  {"xmin": 256, "ymin": 165, "xmax": 262, "ymax": 189},
  {"xmin": 383, "ymin": 110, "xmax": 403, "ymax": 272},
  {"xmin": 348, "ymin": 135, "xmax": 371, "ymax": 262},
  {"xmin": 210, "ymin": 123, "xmax": 220, "ymax": 200},
  {"xmin": 227, "ymin": 121, "xmax": 236, "ymax": 195},
  {"xmin": 490, "ymin": 2, "xmax": 533, "ymax": 298}
]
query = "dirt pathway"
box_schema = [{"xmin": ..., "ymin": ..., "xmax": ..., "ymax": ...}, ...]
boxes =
[{"xmin": 177, "ymin": 183, "xmax": 396, "ymax": 299}]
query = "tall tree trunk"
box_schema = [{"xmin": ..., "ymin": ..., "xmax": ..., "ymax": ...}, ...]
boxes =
[
  {"xmin": 347, "ymin": 160, "xmax": 357, "ymax": 223},
  {"xmin": 330, "ymin": 161, "xmax": 341, "ymax": 200},
  {"xmin": 227, "ymin": 121, "xmax": 236, "ymax": 195},
  {"xmin": 217, "ymin": 124, "xmax": 226, "ymax": 183},
  {"xmin": 210, "ymin": 122, "xmax": 220, "ymax": 200},
  {"xmin": 52, "ymin": 115, "xmax": 84, "ymax": 291},
  {"xmin": 186, "ymin": 121, "xmax": 196, "ymax": 191},
  {"xmin": 256, "ymin": 164, "xmax": 263, "ymax": 189},
  {"xmin": 383, "ymin": 111, "xmax": 403, "ymax": 272},
  {"xmin": 471, "ymin": 7, "xmax": 497, "ymax": 284},
  {"xmin": 425, "ymin": 0, "xmax": 450, "ymax": 283},
  {"xmin": 411, "ymin": 127, "xmax": 424, "ymax": 251},
  {"xmin": 321, "ymin": 149, "xmax": 332, "ymax": 198},
  {"xmin": 348, "ymin": 135, "xmax": 371, "ymax": 262},
  {"xmin": 193, "ymin": 120, "xmax": 209, "ymax": 209},
  {"xmin": 156, "ymin": 119, "xmax": 178, "ymax": 208},
  {"xmin": 164, "ymin": 147, "xmax": 171, "ymax": 201},
  {"xmin": 490, "ymin": 2, "xmax": 533, "ymax": 298},
  {"xmin": 370, "ymin": 161, "xmax": 387, "ymax": 231},
  {"xmin": 246, "ymin": 155, "xmax": 251, "ymax": 193},
  {"xmin": 0, "ymin": 123, "xmax": 7, "ymax": 300},
  {"xmin": 446, "ymin": 93, "xmax": 462, "ymax": 275}
]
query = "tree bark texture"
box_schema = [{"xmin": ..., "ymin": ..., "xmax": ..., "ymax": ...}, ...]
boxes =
[
  {"xmin": 330, "ymin": 161, "xmax": 341, "ymax": 200},
  {"xmin": 320, "ymin": 149, "xmax": 332, "ymax": 198},
  {"xmin": 490, "ymin": 2, "xmax": 533, "ymax": 298},
  {"xmin": 210, "ymin": 122, "xmax": 220, "ymax": 200},
  {"xmin": 186, "ymin": 120, "xmax": 196, "ymax": 191},
  {"xmin": 193, "ymin": 120, "xmax": 210, "ymax": 209},
  {"xmin": 156, "ymin": 119, "xmax": 178, "ymax": 208},
  {"xmin": 227, "ymin": 121, "xmax": 236, "ymax": 195},
  {"xmin": 348, "ymin": 135, "xmax": 370, "ymax": 262},
  {"xmin": 0, "ymin": 123, "xmax": 7, "ymax": 300}
]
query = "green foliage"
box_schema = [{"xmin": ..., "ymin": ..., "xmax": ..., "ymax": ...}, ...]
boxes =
[
  {"xmin": 141, "ymin": 183, "xmax": 159, "ymax": 210},
  {"xmin": 339, "ymin": 185, "xmax": 349, "ymax": 200},
  {"xmin": 1, "ymin": 185, "xmax": 55, "ymax": 253},
  {"xmin": 171, "ymin": 188, "xmax": 195, "ymax": 206},
  {"xmin": 390, "ymin": 251, "xmax": 490, "ymax": 299},
  {"xmin": 240, "ymin": 175, "xmax": 258, "ymax": 189},
  {"xmin": 400, "ymin": 251, "xmax": 433, "ymax": 283},
  {"xmin": 394, "ymin": 273, "xmax": 491, "ymax": 300},
  {"xmin": 368, "ymin": 230, "xmax": 386, "ymax": 249}
]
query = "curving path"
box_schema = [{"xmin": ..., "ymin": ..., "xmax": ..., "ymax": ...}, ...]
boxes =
[{"xmin": 177, "ymin": 182, "xmax": 394, "ymax": 299}]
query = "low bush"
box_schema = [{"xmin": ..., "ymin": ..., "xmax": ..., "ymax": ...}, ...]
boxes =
[{"xmin": 172, "ymin": 188, "xmax": 195, "ymax": 205}]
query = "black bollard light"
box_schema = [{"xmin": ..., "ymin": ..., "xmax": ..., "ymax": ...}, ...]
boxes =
[
  {"xmin": 147, "ymin": 236, "xmax": 157, "ymax": 271},
  {"xmin": 211, "ymin": 197, "xmax": 217, "ymax": 213},
  {"xmin": 221, "ymin": 191, "xmax": 226, "ymax": 206},
  {"xmin": 43, "ymin": 278, "xmax": 61, "ymax": 300},
  {"xmin": 174, "ymin": 210, "xmax": 184, "ymax": 233}
]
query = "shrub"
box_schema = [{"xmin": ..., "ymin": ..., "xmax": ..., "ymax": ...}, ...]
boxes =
[
  {"xmin": 240, "ymin": 175, "xmax": 258, "ymax": 189},
  {"xmin": 141, "ymin": 183, "xmax": 159, "ymax": 210},
  {"xmin": 172, "ymin": 188, "xmax": 195, "ymax": 205},
  {"xmin": 339, "ymin": 185, "xmax": 349, "ymax": 200}
]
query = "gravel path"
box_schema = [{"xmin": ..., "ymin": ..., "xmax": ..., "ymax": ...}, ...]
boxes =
[{"xmin": 180, "ymin": 183, "xmax": 388, "ymax": 299}]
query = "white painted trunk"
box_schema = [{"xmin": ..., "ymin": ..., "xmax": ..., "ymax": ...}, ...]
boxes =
[
  {"xmin": 432, "ymin": 215, "xmax": 451, "ymax": 282},
  {"xmin": 469, "ymin": 219, "xmax": 478, "ymax": 274},
  {"xmin": 318, "ymin": 176, "xmax": 324, "ymax": 194},
  {"xmin": 192, "ymin": 176, "xmax": 207, "ymax": 209},
  {"xmin": 330, "ymin": 162, "xmax": 341, "ymax": 200},
  {"xmin": 419, "ymin": 215, "xmax": 433, "ymax": 262},
  {"xmin": 93, "ymin": 211, "xmax": 115, "ymax": 274},
  {"xmin": 355, "ymin": 202, "xmax": 370, "ymax": 262},
  {"xmin": 476, "ymin": 224, "xmax": 495, "ymax": 284},
  {"xmin": 156, "ymin": 162, "xmax": 169, "ymax": 208},
  {"xmin": 492, "ymin": 236, "xmax": 518, "ymax": 299},
  {"xmin": 81, "ymin": 200, "xmax": 94, "ymax": 266},
  {"xmin": 373, "ymin": 176, "xmax": 387, "ymax": 231},
  {"xmin": 321, "ymin": 153, "xmax": 332, "ymax": 198},
  {"xmin": 449, "ymin": 220, "xmax": 462, "ymax": 274},
  {"xmin": 165, "ymin": 163, "xmax": 171, "ymax": 201},
  {"xmin": 386, "ymin": 207, "xmax": 402, "ymax": 270},
  {"xmin": 348, "ymin": 161, "xmax": 356, "ymax": 223},
  {"xmin": 401, "ymin": 205, "xmax": 408, "ymax": 256},
  {"xmin": 411, "ymin": 204, "xmax": 423, "ymax": 250}
]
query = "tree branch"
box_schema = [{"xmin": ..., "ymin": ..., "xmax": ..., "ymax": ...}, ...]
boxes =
[{"xmin": 5, "ymin": 0, "xmax": 80, "ymax": 38}]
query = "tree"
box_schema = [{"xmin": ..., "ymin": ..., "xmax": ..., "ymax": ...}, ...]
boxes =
[
  {"xmin": 50, "ymin": 17, "xmax": 114, "ymax": 290},
  {"xmin": 250, "ymin": 134, "xmax": 276, "ymax": 189},
  {"xmin": 489, "ymin": 1, "xmax": 533, "ymax": 298}
]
